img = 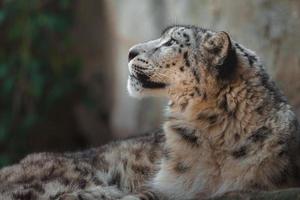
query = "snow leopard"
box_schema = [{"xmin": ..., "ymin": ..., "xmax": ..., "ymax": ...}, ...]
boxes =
[{"xmin": 0, "ymin": 25, "xmax": 299, "ymax": 200}]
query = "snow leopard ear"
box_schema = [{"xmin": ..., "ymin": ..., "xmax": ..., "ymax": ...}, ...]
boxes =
[
  {"xmin": 201, "ymin": 31, "xmax": 237, "ymax": 79},
  {"xmin": 202, "ymin": 31, "xmax": 233, "ymax": 67}
]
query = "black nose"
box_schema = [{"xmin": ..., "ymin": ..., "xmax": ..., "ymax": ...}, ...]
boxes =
[{"xmin": 128, "ymin": 49, "xmax": 140, "ymax": 62}]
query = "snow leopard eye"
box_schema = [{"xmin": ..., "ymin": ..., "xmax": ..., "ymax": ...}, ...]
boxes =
[{"xmin": 163, "ymin": 38, "xmax": 176, "ymax": 47}]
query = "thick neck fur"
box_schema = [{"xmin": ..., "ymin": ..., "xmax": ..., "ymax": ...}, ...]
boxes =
[
  {"xmin": 159, "ymin": 59, "xmax": 297, "ymax": 197},
  {"xmin": 164, "ymin": 60, "xmax": 285, "ymax": 150}
]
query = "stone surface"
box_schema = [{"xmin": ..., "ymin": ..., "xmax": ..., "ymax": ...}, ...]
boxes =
[{"xmin": 210, "ymin": 188, "xmax": 300, "ymax": 200}]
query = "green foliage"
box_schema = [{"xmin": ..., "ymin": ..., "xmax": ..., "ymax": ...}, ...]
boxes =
[{"xmin": 0, "ymin": 0, "xmax": 81, "ymax": 167}]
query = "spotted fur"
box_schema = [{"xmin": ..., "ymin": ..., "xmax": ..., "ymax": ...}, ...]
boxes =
[
  {"xmin": 0, "ymin": 131, "xmax": 165, "ymax": 200},
  {"xmin": 0, "ymin": 25, "xmax": 299, "ymax": 200},
  {"xmin": 127, "ymin": 25, "xmax": 300, "ymax": 199}
]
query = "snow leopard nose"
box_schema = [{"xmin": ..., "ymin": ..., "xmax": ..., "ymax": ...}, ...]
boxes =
[{"xmin": 128, "ymin": 49, "xmax": 140, "ymax": 62}]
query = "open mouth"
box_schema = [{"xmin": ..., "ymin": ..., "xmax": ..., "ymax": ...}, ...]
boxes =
[{"xmin": 130, "ymin": 72, "xmax": 166, "ymax": 89}]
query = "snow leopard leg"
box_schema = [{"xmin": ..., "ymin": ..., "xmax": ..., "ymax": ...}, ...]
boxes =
[
  {"xmin": 120, "ymin": 189, "xmax": 166, "ymax": 200},
  {"xmin": 58, "ymin": 186, "xmax": 124, "ymax": 200}
]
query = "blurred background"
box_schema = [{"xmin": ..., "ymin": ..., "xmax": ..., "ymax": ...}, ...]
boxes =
[{"xmin": 0, "ymin": 0, "xmax": 299, "ymax": 167}]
